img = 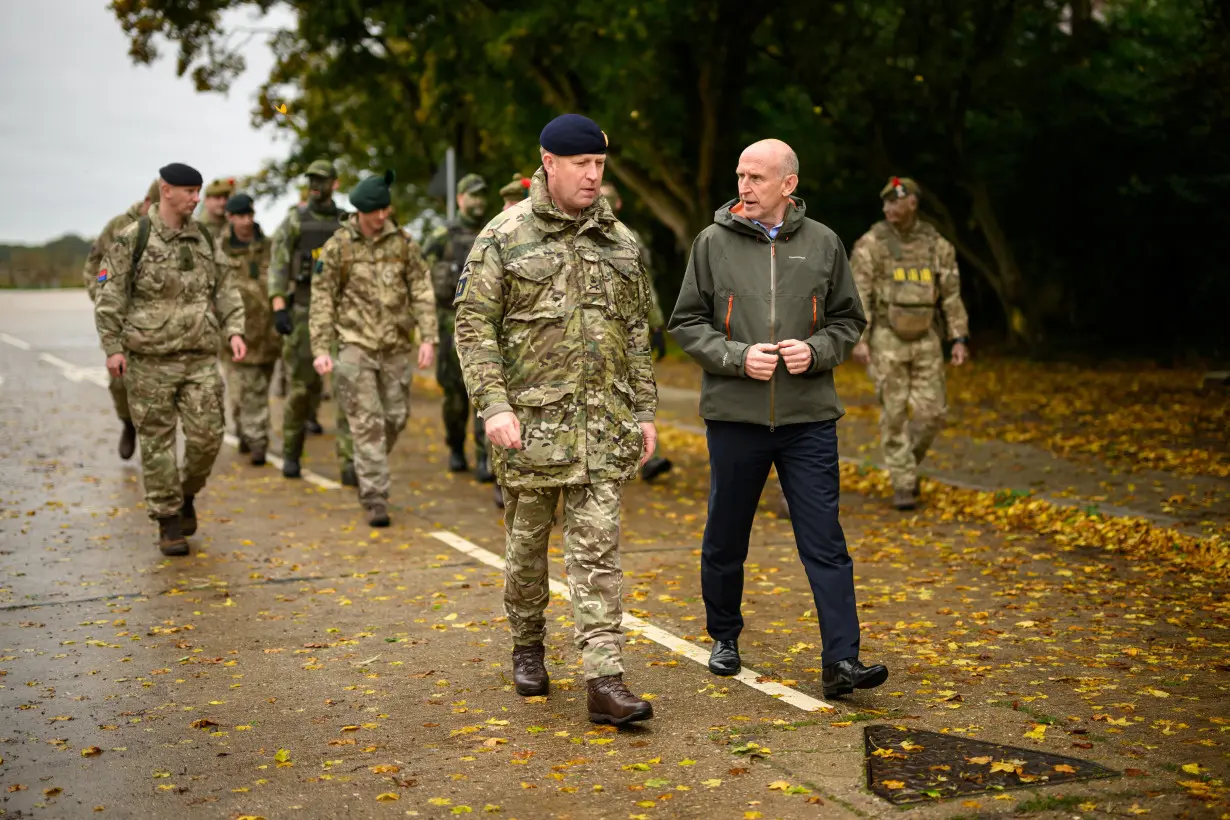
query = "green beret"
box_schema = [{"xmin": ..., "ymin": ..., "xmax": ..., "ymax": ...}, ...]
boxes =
[
  {"xmin": 498, "ymin": 174, "xmax": 531, "ymax": 201},
  {"xmin": 146, "ymin": 179, "xmax": 160, "ymax": 204},
  {"xmin": 539, "ymin": 113, "xmax": 608, "ymax": 156},
  {"xmin": 879, "ymin": 176, "xmax": 921, "ymax": 200},
  {"xmin": 204, "ymin": 176, "xmax": 237, "ymax": 197},
  {"xmin": 225, "ymin": 193, "xmax": 255, "ymax": 215},
  {"xmin": 350, "ymin": 169, "xmax": 395, "ymax": 213},
  {"xmin": 305, "ymin": 159, "xmax": 336, "ymax": 179},
  {"xmin": 457, "ymin": 173, "xmax": 486, "ymax": 195}
]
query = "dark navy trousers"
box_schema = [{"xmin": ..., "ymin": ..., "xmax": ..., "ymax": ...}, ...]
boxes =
[{"xmin": 701, "ymin": 419, "xmax": 860, "ymax": 666}]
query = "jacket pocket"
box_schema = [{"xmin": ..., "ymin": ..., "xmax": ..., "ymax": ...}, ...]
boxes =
[
  {"xmin": 508, "ymin": 381, "xmax": 579, "ymax": 467},
  {"xmin": 602, "ymin": 254, "xmax": 642, "ymax": 320},
  {"xmin": 505, "ymin": 254, "xmax": 565, "ymax": 321},
  {"xmin": 610, "ymin": 378, "xmax": 644, "ymax": 466}
]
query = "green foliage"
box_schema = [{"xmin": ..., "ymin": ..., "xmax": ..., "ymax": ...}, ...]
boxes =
[
  {"xmin": 0, "ymin": 235, "xmax": 90, "ymax": 289},
  {"xmin": 109, "ymin": 0, "xmax": 1230, "ymax": 355}
]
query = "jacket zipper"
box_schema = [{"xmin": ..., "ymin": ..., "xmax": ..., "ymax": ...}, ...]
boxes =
[
  {"xmin": 810, "ymin": 295, "xmax": 817, "ymax": 336},
  {"xmin": 769, "ymin": 238, "xmax": 777, "ymax": 432},
  {"xmin": 724, "ymin": 293, "xmax": 734, "ymax": 340}
]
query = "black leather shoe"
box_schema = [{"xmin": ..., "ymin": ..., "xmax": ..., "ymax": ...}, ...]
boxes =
[
  {"xmin": 447, "ymin": 448, "xmax": 467, "ymax": 472},
  {"xmin": 822, "ymin": 658, "xmax": 889, "ymax": 698},
  {"xmin": 708, "ymin": 639, "xmax": 740, "ymax": 677}
]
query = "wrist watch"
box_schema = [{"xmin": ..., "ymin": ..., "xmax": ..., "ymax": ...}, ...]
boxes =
[{"xmin": 953, "ymin": 336, "xmax": 970, "ymax": 346}]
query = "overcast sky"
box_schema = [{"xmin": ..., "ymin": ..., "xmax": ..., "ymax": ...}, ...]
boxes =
[{"xmin": 0, "ymin": 0, "xmax": 301, "ymax": 244}]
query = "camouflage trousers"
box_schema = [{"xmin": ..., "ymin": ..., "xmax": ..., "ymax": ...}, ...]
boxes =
[
  {"xmin": 869, "ymin": 327, "xmax": 948, "ymax": 492},
  {"xmin": 108, "ymin": 373, "xmax": 130, "ymax": 422},
  {"xmin": 224, "ymin": 361, "xmax": 275, "ymax": 450},
  {"xmin": 333, "ymin": 345, "xmax": 413, "ymax": 507},
  {"xmin": 436, "ymin": 309, "xmax": 487, "ymax": 454},
  {"xmin": 126, "ymin": 352, "xmax": 225, "ymax": 519},
  {"xmin": 504, "ymin": 481, "xmax": 625, "ymax": 681},
  {"xmin": 283, "ymin": 303, "xmax": 351, "ymax": 465}
]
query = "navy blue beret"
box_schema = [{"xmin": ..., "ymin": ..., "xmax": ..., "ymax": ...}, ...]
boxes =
[
  {"xmin": 225, "ymin": 192, "xmax": 255, "ymax": 215},
  {"xmin": 159, "ymin": 163, "xmax": 204, "ymax": 187},
  {"xmin": 539, "ymin": 114, "xmax": 608, "ymax": 156}
]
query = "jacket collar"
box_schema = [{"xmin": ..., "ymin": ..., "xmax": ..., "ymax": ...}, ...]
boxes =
[
  {"xmin": 529, "ymin": 166, "xmax": 619, "ymax": 240},
  {"xmin": 344, "ymin": 212, "xmax": 400, "ymax": 243},
  {"xmin": 150, "ymin": 206, "xmax": 210, "ymax": 244},
  {"xmin": 715, "ymin": 196, "xmax": 808, "ymax": 239}
]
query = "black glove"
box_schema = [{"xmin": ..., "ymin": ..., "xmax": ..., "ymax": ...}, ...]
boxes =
[
  {"xmin": 650, "ymin": 328, "xmax": 667, "ymax": 361},
  {"xmin": 274, "ymin": 309, "xmax": 293, "ymax": 336}
]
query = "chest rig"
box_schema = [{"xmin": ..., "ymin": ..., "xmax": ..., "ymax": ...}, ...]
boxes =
[{"xmin": 874, "ymin": 221, "xmax": 939, "ymax": 341}]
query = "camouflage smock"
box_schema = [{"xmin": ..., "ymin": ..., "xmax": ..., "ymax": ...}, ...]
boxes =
[
  {"xmin": 453, "ymin": 166, "xmax": 658, "ymax": 490},
  {"xmin": 217, "ymin": 223, "xmax": 280, "ymax": 365},
  {"xmin": 308, "ymin": 214, "xmax": 439, "ymax": 357},
  {"xmin": 83, "ymin": 201, "xmax": 142, "ymax": 302},
  {"xmin": 94, "ymin": 208, "xmax": 245, "ymax": 357}
]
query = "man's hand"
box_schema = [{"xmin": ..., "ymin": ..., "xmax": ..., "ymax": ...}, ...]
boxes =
[
  {"xmin": 313, "ymin": 354, "xmax": 333, "ymax": 375},
  {"xmin": 273, "ymin": 308, "xmax": 293, "ymax": 336},
  {"xmin": 777, "ymin": 339, "xmax": 813, "ymax": 375},
  {"xmin": 271, "ymin": 296, "xmax": 287, "ymax": 312},
  {"xmin": 951, "ymin": 341, "xmax": 970, "ymax": 367},
  {"xmin": 639, "ymin": 422, "xmax": 657, "ymax": 466},
  {"xmin": 650, "ymin": 328, "xmax": 667, "ymax": 361},
  {"xmin": 230, "ymin": 336, "xmax": 247, "ymax": 362},
  {"xmin": 744, "ymin": 343, "xmax": 779, "ymax": 381},
  {"xmin": 486, "ymin": 411, "xmax": 522, "ymax": 450},
  {"xmin": 417, "ymin": 342, "xmax": 436, "ymax": 371},
  {"xmin": 106, "ymin": 353, "xmax": 127, "ymax": 379},
  {"xmin": 852, "ymin": 340, "xmax": 871, "ymax": 366}
]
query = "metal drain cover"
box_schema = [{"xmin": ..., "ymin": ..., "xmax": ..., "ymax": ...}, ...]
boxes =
[{"xmin": 865, "ymin": 725, "xmax": 1118, "ymax": 804}]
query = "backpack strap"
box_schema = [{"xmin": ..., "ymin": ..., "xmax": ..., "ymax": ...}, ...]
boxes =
[
  {"xmin": 872, "ymin": 221, "xmax": 903, "ymax": 261},
  {"xmin": 127, "ymin": 215, "xmax": 152, "ymax": 302}
]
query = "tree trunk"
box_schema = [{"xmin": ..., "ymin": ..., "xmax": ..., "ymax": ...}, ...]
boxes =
[{"xmin": 964, "ymin": 179, "xmax": 1042, "ymax": 352}]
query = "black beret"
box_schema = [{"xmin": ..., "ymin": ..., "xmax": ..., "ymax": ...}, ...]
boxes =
[
  {"xmin": 159, "ymin": 163, "xmax": 204, "ymax": 187},
  {"xmin": 349, "ymin": 169, "xmax": 395, "ymax": 213},
  {"xmin": 539, "ymin": 114, "xmax": 608, "ymax": 156},
  {"xmin": 225, "ymin": 192, "xmax": 255, "ymax": 215}
]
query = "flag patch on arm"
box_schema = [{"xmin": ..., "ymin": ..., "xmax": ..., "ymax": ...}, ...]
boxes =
[{"xmin": 97, "ymin": 268, "xmax": 108, "ymax": 283}]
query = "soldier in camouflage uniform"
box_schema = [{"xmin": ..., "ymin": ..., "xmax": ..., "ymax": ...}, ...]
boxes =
[
  {"xmin": 310, "ymin": 170, "xmax": 438, "ymax": 527},
  {"xmin": 269, "ymin": 159, "xmax": 354, "ymax": 484},
  {"xmin": 94, "ymin": 163, "xmax": 247, "ymax": 556},
  {"xmin": 217, "ymin": 193, "xmax": 280, "ymax": 464},
  {"xmin": 455, "ymin": 114, "xmax": 658, "ymax": 725},
  {"xmin": 198, "ymin": 177, "xmax": 235, "ymax": 236},
  {"xmin": 83, "ymin": 179, "xmax": 160, "ymax": 461},
  {"xmin": 600, "ymin": 182, "xmax": 673, "ymax": 482},
  {"xmin": 850, "ymin": 177, "xmax": 970, "ymax": 510},
  {"xmin": 422, "ymin": 173, "xmax": 493, "ymax": 479}
]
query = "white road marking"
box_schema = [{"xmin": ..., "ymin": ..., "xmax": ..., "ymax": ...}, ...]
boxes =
[
  {"xmin": 429, "ymin": 530, "xmax": 835, "ymax": 713},
  {"xmin": 38, "ymin": 352, "xmax": 109, "ymax": 388},
  {"xmin": 0, "ymin": 333, "xmax": 32, "ymax": 350},
  {"xmin": 221, "ymin": 433, "xmax": 342, "ymax": 490}
]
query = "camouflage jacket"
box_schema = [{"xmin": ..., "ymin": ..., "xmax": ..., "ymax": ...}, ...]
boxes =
[
  {"xmin": 83, "ymin": 201, "xmax": 143, "ymax": 302},
  {"xmin": 453, "ymin": 167, "xmax": 658, "ymax": 489},
  {"xmin": 217, "ymin": 223, "xmax": 280, "ymax": 365},
  {"xmin": 850, "ymin": 219, "xmax": 969, "ymax": 343},
  {"xmin": 422, "ymin": 216, "xmax": 481, "ymax": 309},
  {"xmin": 196, "ymin": 212, "xmax": 229, "ymax": 238},
  {"xmin": 94, "ymin": 208, "xmax": 245, "ymax": 357},
  {"xmin": 309, "ymin": 214, "xmax": 439, "ymax": 358},
  {"xmin": 268, "ymin": 202, "xmax": 345, "ymax": 303}
]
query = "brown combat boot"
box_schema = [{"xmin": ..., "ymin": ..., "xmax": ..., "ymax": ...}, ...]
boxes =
[
  {"xmin": 158, "ymin": 516, "xmax": 189, "ymax": 557},
  {"xmin": 180, "ymin": 495, "xmax": 197, "ymax": 536},
  {"xmin": 367, "ymin": 503, "xmax": 390, "ymax": 528},
  {"xmin": 892, "ymin": 489, "xmax": 916, "ymax": 511},
  {"xmin": 587, "ymin": 674, "xmax": 653, "ymax": 726},
  {"xmin": 118, "ymin": 420, "xmax": 137, "ymax": 461},
  {"xmin": 512, "ymin": 643, "xmax": 549, "ymax": 696}
]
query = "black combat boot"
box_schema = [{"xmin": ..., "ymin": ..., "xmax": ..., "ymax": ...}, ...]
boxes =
[
  {"xmin": 512, "ymin": 643, "xmax": 549, "ymax": 696},
  {"xmin": 367, "ymin": 503, "xmax": 391, "ymax": 528},
  {"xmin": 493, "ymin": 484, "xmax": 505, "ymax": 509},
  {"xmin": 158, "ymin": 516, "xmax": 188, "ymax": 557},
  {"xmin": 180, "ymin": 495, "xmax": 197, "ymax": 536},
  {"xmin": 587, "ymin": 675, "xmax": 653, "ymax": 726},
  {"xmin": 447, "ymin": 447, "xmax": 467, "ymax": 472},
  {"xmin": 474, "ymin": 449, "xmax": 495, "ymax": 483},
  {"xmin": 340, "ymin": 461, "xmax": 358, "ymax": 487},
  {"xmin": 237, "ymin": 438, "xmax": 251, "ymax": 454},
  {"xmin": 118, "ymin": 420, "xmax": 137, "ymax": 461},
  {"xmin": 305, "ymin": 417, "xmax": 324, "ymax": 435},
  {"xmin": 250, "ymin": 444, "xmax": 266, "ymax": 467}
]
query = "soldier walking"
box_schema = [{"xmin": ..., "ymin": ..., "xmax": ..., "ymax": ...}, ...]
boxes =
[
  {"xmin": 198, "ymin": 177, "xmax": 235, "ymax": 235},
  {"xmin": 455, "ymin": 114, "xmax": 658, "ymax": 726},
  {"xmin": 217, "ymin": 193, "xmax": 280, "ymax": 464},
  {"xmin": 310, "ymin": 170, "xmax": 437, "ymax": 527},
  {"xmin": 93, "ymin": 163, "xmax": 247, "ymax": 556},
  {"xmin": 850, "ymin": 177, "xmax": 970, "ymax": 510},
  {"xmin": 422, "ymin": 173, "xmax": 494, "ymax": 481},
  {"xmin": 82, "ymin": 179, "xmax": 160, "ymax": 461},
  {"xmin": 269, "ymin": 159, "xmax": 355, "ymax": 484}
]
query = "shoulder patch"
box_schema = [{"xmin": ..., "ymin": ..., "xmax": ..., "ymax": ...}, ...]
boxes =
[
  {"xmin": 97, "ymin": 268, "xmax": 108, "ymax": 283},
  {"xmin": 454, "ymin": 267, "xmax": 471, "ymax": 304}
]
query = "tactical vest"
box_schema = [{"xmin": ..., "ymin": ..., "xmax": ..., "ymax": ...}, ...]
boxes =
[
  {"xmin": 874, "ymin": 221, "xmax": 940, "ymax": 342},
  {"xmin": 430, "ymin": 220, "xmax": 479, "ymax": 307},
  {"xmin": 291, "ymin": 205, "xmax": 342, "ymax": 289}
]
